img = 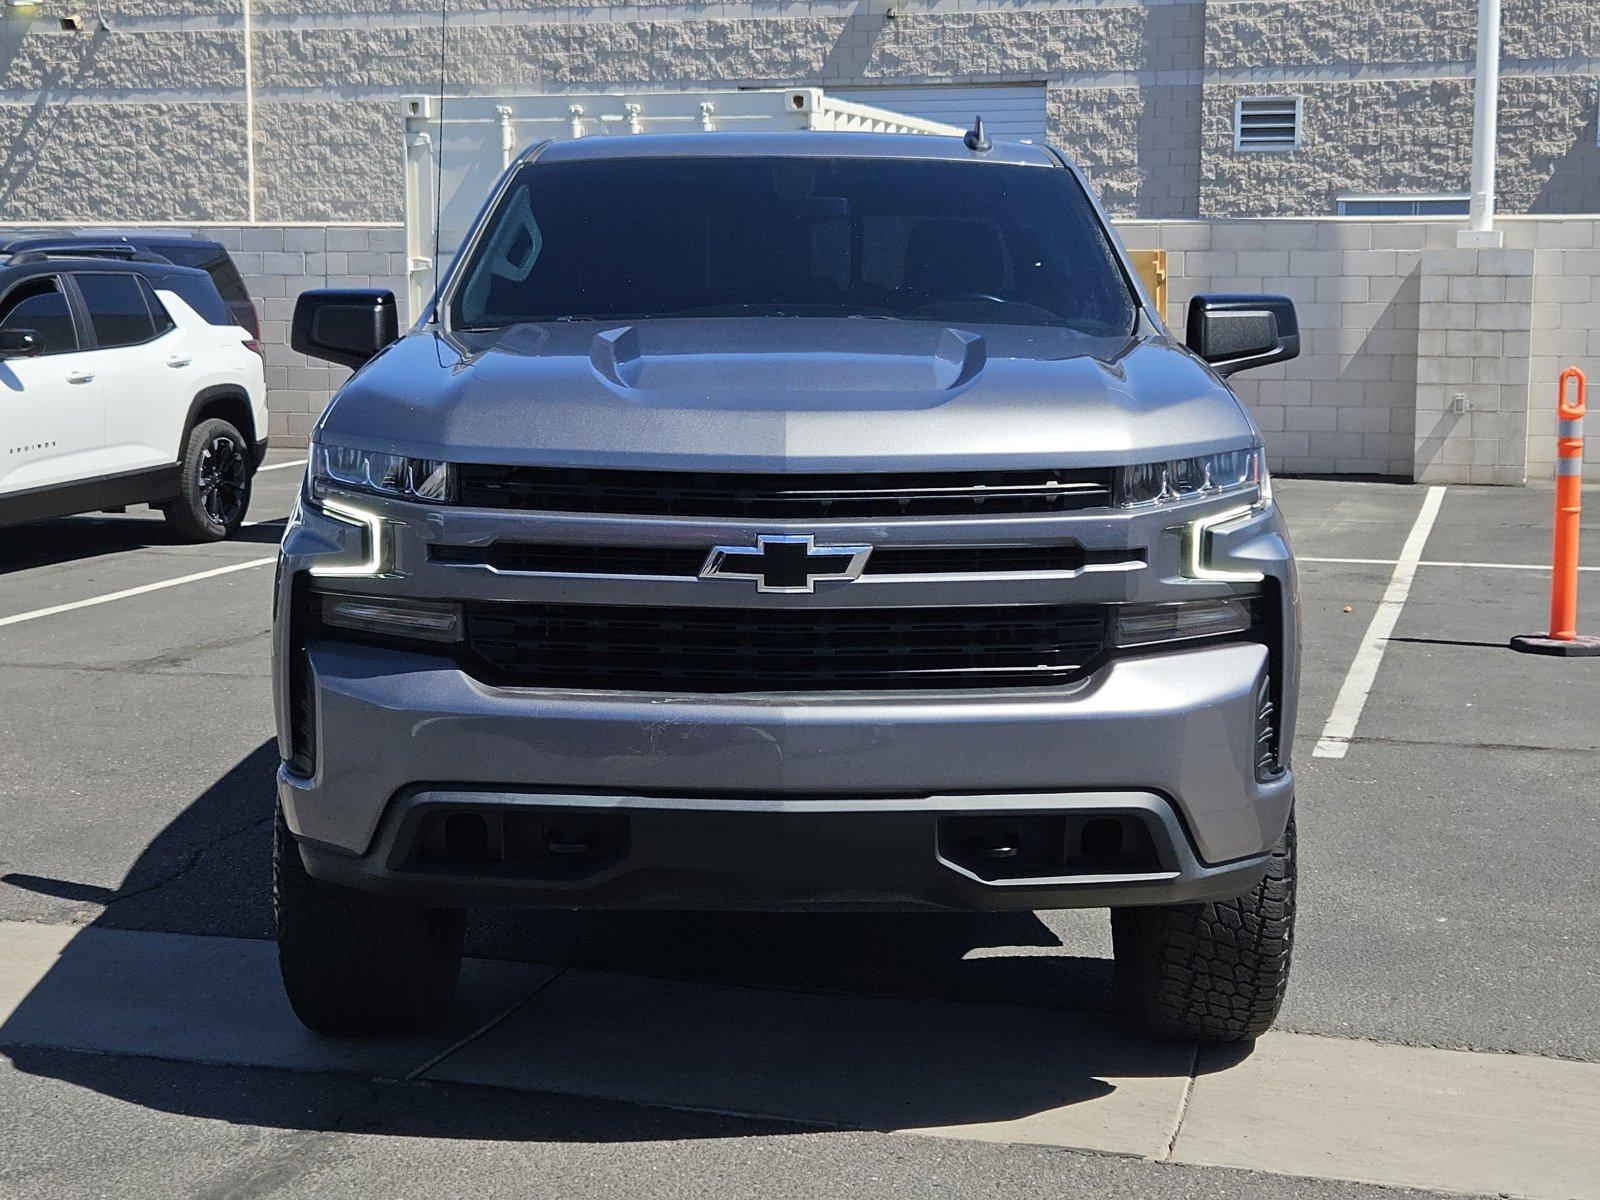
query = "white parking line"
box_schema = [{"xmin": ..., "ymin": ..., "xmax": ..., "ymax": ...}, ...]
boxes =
[
  {"xmin": 0, "ymin": 558, "xmax": 274, "ymax": 630},
  {"xmin": 1313, "ymin": 486, "xmax": 1446, "ymax": 759},
  {"xmin": 256, "ymin": 458, "xmax": 306, "ymax": 472},
  {"xmin": 1303, "ymin": 555, "xmax": 1592, "ymax": 572}
]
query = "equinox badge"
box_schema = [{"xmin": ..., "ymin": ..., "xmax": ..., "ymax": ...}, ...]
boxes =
[{"xmin": 700, "ymin": 535, "xmax": 872, "ymax": 594}]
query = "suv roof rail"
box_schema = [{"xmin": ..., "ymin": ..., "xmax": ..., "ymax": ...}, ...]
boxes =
[{"xmin": 7, "ymin": 246, "xmax": 174, "ymax": 266}]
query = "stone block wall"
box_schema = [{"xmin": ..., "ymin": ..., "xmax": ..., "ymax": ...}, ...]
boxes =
[{"xmin": 0, "ymin": 0, "xmax": 1594, "ymax": 225}]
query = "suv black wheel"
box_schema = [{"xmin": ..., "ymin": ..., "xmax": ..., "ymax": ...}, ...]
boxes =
[
  {"xmin": 275, "ymin": 809, "xmax": 465, "ymax": 1037},
  {"xmin": 163, "ymin": 417, "xmax": 252, "ymax": 541},
  {"xmin": 1111, "ymin": 810, "xmax": 1296, "ymax": 1043}
]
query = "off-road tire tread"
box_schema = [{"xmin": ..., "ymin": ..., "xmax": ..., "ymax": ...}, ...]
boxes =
[
  {"xmin": 164, "ymin": 417, "xmax": 251, "ymax": 542},
  {"xmin": 1112, "ymin": 812, "xmax": 1296, "ymax": 1043},
  {"xmin": 274, "ymin": 810, "xmax": 465, "ymax": 1037}
]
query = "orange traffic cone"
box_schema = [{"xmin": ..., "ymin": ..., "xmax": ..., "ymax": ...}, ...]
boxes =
[{"xmin": 1512, "ymin": 368, "xmax": 1600, "ymax": 656}]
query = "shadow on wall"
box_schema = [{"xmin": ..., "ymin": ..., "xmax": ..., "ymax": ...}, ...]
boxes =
[
  {"xmin": 0, "ymin": 739, "xmax": 1224, "ymax": 1142},
  {"xmin": 0, "ymin": 21, "xmax": 114, "ymax": 219},
  {"xmin": 1527, "ymin": 106, "xmax": 1600, "ymax": 216},
  {"xmin": 1340, "ymin": 261, "xmax": 1422, "ymax": 472}
]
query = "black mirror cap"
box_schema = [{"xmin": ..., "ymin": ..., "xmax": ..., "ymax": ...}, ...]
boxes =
[
  {"xmin": 0, "ymin": 328, "xmax": 44, "ymax": 359},
  {"xmin": 291, "ymin": 289, "xmax": 399, "ymax": 369},
  {"xmin": 1186, "ymin": 294, "xmax": 1300, "ymax": 377}
]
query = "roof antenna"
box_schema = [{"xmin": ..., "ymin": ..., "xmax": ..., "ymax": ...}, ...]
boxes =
[{"xmin": 963, "ymin": 116, "xmax": 991, "ymax": 153}]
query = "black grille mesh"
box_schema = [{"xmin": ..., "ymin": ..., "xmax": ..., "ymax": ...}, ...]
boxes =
[
  {"xmin": 456, "ymin": 464, "xmax": 1114, "ymax": 519},
  {"xmin": 462, "ymin": 602, "xmax": 1108, "ymax": 692}
]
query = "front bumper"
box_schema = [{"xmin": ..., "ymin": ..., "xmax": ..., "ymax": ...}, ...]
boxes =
[
  {"xmin": 278, "ymin": 637, "xmax": 1292, "ymax": 910},
  {"xmin": 293, "ymin": 785, "xmax": 1276, "ymax": 911},
  {"xmin": 274, "ymin": 481, "xmax": 1299, "ymax": 912}
]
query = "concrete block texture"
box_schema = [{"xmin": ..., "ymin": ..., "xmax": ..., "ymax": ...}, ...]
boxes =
[
  {"xmin": 0, "ymin": 1, "xmax": 1593, "ymax": 222},
  {"xmin": 253, "ymin": 102, "xmax": 404, "ymax": 223},
  {"xmin": 1048, "ymin": 84, "xmax": 1202, "ymax": 219},
  {"xmin": 0, "ymin": 103, "xmax": 249, "ymax": 222},
  {"xmin": 1202, "ymin": 79, "xmax": 1475, "ymax": 218}
]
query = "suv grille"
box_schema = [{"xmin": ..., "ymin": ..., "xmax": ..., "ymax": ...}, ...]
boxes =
[
  {"xmin": 462, "ymin": 602, "xmax": 1108, "ymax": 692},
  {"xmin": 455, "ymin": 465, "xmax": 1114, "ymax": 518}
]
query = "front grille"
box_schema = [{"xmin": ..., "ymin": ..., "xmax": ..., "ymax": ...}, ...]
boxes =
[
  {"xmin": 431, "ymin": 541, "xmax": 1129, "ymax": 577},
  {"xmin": 461, "ymin": 602, "xmax": 1108, "ymax": 692},
  {"xmin": 455, "ymin": 464, "xmax": 1114, "ymax": 518}
]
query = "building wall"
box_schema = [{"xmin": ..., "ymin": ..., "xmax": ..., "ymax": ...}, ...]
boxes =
[
  {"xmin": 0, "ymin": 0, "xmax": 1595, "ymax": 225},
  {"xmin": 1121, "ymin": 217, "xmax": 1600, "ymax": 482}
]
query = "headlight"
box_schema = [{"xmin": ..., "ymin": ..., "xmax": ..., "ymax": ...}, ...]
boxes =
[
  {"xmin": 1116, "ymin": 447, "xmax": 1266, "ymax": 508},
  {"xmin": 310, "ymin": 441, "xmax": 456, "ymax": 504}
]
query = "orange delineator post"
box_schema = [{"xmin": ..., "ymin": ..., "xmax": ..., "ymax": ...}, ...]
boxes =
[
  {"xmin": 1550, "ymin": 367, "xmax": 1587, "ymax": 640},
  {"xmin": 1512, "ymin": 367, "xmax": 1600, "ymax": 656}
]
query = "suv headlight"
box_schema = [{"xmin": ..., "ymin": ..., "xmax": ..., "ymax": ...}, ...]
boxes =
[
  {"xmin": 1116, "ymin": 447, "xmax": 1267, "ymax": 509},
  {"xmin": 310, "ymin": 441, "xmax": 457, "ymax": 504}
]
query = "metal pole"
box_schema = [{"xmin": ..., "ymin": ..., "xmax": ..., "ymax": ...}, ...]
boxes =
[{"xmin": 1465, "ymin": 0, "xmax": 1501, "ymax": 238}]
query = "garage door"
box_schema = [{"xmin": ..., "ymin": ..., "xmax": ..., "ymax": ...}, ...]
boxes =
[{"xmin": 832, "ymin": 84, "xmax": 1048, "ymax": 143}]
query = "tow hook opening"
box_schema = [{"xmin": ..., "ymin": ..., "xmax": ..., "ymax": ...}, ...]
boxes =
[
  {"xmin": 408, "ymin": 807, "xmax": 630, "ymax": 879},
  {"xmin": 937, "ymin": 812, "xmax": 1163, "ymax": 882}
]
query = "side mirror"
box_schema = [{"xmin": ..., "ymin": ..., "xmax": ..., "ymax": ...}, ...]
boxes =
[
  {"xmin": 291, "ymin": 289, "xmax": 398, "ymax": 369},
  {"xmin": 1186, "ymin": 294, "xmax": 1299, "ymax": 377},
  {"xmin": 0, "ymin": 329, "xmax": 43, "ymax": 359}
]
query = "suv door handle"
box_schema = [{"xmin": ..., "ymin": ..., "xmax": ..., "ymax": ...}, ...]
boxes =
[
  {"xmin": 66, "ymin": 370, "xmax": 95, "ymax": 384},
  {"xmin": 166, "ymin": 355, "xmax": 192, "ymax": 369}
]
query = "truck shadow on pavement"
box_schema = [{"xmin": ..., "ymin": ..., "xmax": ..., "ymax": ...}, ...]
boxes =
[
  {"xmin": 2, "ymin": 742, "xmax": 1213, "ymax": 1140},
  {"xmin": 0, "ymin": 514, "xmax": 286, "ymax": 575}
]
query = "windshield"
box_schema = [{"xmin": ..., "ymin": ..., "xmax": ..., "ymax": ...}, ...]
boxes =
[{"xmin": 448, "ymin": 155, "xmax": 1138, "ymax": 335}]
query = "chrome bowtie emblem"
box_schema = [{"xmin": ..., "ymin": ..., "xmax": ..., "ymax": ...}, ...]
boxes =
[{"xmin": 700, "ymin": 534, "xmax": 873, "ymax": 593}]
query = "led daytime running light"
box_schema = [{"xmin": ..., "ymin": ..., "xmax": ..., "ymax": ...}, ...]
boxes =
[
  {"xmin": 308, "ymin": 497, "xmax": 385, "ymax": 577},
  {"xmin": 1184, "ymin": 504, "xmax": 1263, "ymax": 582}
]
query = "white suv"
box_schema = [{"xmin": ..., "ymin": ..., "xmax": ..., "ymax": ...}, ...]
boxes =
[{"xmin": 0, "ymin": 254, "xmax": 268, "ymax": 541}]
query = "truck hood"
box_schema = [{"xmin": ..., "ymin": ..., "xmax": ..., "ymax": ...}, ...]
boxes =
[{"xmin": 318, "ymin": 318, "xmax": 1256, "ymax": 471}]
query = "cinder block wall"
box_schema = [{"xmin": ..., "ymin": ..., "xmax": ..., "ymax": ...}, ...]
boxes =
[{"xmin": 1121, "ymin": 217, "xmax": 1600, "ymax": 483}]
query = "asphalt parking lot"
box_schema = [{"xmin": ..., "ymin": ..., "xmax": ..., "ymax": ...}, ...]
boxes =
[{"xmin": 1, "ymin": 456, "xmax": 1597, "ymax": 1199}]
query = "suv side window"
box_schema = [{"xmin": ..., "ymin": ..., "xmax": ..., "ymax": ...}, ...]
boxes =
[
  {"xmin": 75, "ymin": 271, "xmax": 161, "ymax": 348},
  {"xmin": 0, "ymin": 276, "xmax": 79, "ymax": 355},
  {"xmin": 158, "ymin": 273, "xmax": 232, "ymax": 326},
  {"xmin": 140, "ymin": 277, "xmax": 176, "ymax": 337}
]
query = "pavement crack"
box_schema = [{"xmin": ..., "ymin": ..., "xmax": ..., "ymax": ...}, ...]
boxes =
[
  {"xmin": 102, "ymin": 814, "xmax": 273, "ymax": 911},
  {"xmin": 1311, "ymin": 734, "xmax": 1599, "ymax": 755},
  {"xmin": 1160, "ymin": 1043, "xmax": 1200, "ymax": 1162},
  {"xmin": 403, "ymin": 966, "xmax": 571, "ymax": 1082}
]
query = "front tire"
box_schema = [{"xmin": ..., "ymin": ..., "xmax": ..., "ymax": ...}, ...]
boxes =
[
  {"xmin": 1111, "ymin": 811, "xmax": 1296, "ymax": 1043},
  {"xmin": 275, "ymin": 810, "xmax": 465, "ymax": 1037},
  {"xmin": 163, "ymin": 417, "xmax": 252, "ymax": 541}
]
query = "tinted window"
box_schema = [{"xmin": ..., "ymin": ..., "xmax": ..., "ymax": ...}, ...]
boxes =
[
  {"xmin": 157, "ymin": 243, "xmax": 251, "ymax": 303},
  {"xmin": 450, "ymin": 157, "xmax": 1137, "ymax": 335},
  {"xmin": 140, "ymin": 277, "xmax": 176, "ymax": 336},
  {"xmin": 159, "ymin": 273, "xmax": 233, "ymax": 326},
  {"xmin": 77, "ymin": 272, "xmax": 158, "ymax": 347},
  {"xmin": 0, "ymin": 277, "xmax": 78, "ymax": 355}
]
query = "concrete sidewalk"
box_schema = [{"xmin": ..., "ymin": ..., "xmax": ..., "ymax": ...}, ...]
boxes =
[{"xmin": 3, "ymin": 920, "xmax": 1594, "ymax": 1200}]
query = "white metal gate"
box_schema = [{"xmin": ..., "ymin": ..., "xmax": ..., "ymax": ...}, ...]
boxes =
[{"xmin": 832, "ymin": 84, "xmax": 1048, "ymax": 143}]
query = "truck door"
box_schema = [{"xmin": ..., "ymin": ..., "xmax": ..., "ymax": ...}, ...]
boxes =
[{"xmin": 0, "ymin": 274, "xmax": 104, "ymax": 497}]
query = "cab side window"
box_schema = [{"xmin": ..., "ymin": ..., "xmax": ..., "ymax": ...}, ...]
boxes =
[
  {"xmin": 76, "ymin": 272, "xmax": 161, "ymax": 348},
  {"xmin": 0, "ymin": 277, "xmax": 79, "ymax": 355}
]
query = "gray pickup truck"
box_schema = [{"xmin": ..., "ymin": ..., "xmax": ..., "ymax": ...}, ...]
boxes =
[{"xmin": 274, "ymin": 130, "xmax": 1301, "ymax": 1044}]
